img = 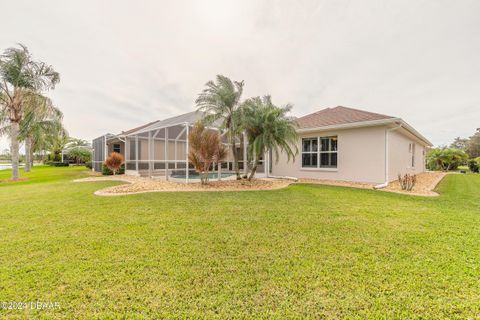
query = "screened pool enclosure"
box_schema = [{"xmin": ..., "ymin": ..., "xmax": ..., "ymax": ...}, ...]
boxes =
[{"xmin": 92, "ymin": 111, "xmax": 268, "ymax": 183}]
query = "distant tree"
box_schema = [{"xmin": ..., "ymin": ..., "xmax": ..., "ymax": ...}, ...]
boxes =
[
  {"xmin": 240, "ymin": 96, "xmax": 298, "ymax": 180},
  {"xmin": 104, "ymin": 152, "xmax": 124, "ymax": 175},
  {"xmin": 467, "ymin": 159, "xmax": 479, "ymax": 173},
  {"xmin": 67, "ymin": 147, "xmax": 91, "ymax": 165},
  {"xmin": 196, "ymin": 75, "xmax": 244, "ymax": 179},
  {"xmin": 0, "ymin": 44, "xmax": 60, "ymax": 180},
  {"xmin": 47, "ymin": 129, "xmax": 69, "ymax": 162},
  {"xmin": 66, "ymin": 138, "xmax": 91, "ymax": 149},
  {"xmin": 188, "ymin": 122, "xmax": 227, "ymax": 185},
  {"xmin": 466, "ymin": 129, "xmax": 480, "ymax": 158},
  {"xmin": 450, "ymin": 137, "xmax": 468, "ymax": 150},
  {"xmin": 427, "ymin": 148, "xmax": 468, "ymax": 171}
]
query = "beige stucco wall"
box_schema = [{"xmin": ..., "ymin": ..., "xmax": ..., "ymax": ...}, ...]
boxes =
[
  {"xmin": 387, "ymin": 129, "xmax": 426, "ymax": 181},
  {"xmin": 271, "ymin": 126, "xmax": 387, "ymax": 184}
]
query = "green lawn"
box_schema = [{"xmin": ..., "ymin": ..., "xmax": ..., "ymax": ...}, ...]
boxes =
[{"xmin": 0, "ymin": 166, "xmax": 479, "ymax": 319}]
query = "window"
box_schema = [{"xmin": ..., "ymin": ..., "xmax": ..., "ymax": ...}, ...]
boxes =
[
  {"xmin": 113, "ymin": 144, "xmax": 121, "ymax": 153},
  {"xmin": 302, "ymin": 138, "xmax": 318, "ymax": 167},
  {"xmin": 302, "ymin": 136, "xmax": 337, "ymax": 169}
]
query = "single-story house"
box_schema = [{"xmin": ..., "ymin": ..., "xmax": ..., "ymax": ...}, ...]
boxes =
[
  {"xmin": 271, "ymin": 106, "xmax": 432, "ymax": 185},
  {"xmin": 92, "ymin": 106, "xmax": 432, "ymax": 186}
]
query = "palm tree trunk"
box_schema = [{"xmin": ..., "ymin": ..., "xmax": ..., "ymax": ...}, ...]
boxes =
[
  {"xmin": 248, "ymin": 158, "xmax": 259, "ymax": 181},
  {"xmin": 29, "ymin": 143, "xmax": 34, "ymax": 169},
  {"xmin": 24, "ymin": 136, "xmax": 32, "ymax": 172},
  {"xmin": 230, "ymin": 136, "xmax": 241, "ymax": 179},
  {"xmin": 10, "ymin": 121, "xmax": 20, "ymax": 180}
]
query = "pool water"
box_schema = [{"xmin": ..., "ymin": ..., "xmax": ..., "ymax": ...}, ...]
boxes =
[{"xmin": 171, "ymin": 172, "xmax": 233, "ymax": 180}]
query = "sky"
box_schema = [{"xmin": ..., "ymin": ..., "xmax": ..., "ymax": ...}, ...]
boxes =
[{"xmin": 1, "ymin": 0, "xmax": 479, "ymax": 151}]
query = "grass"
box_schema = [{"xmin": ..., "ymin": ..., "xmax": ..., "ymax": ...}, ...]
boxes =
[{"xmin": 0, "ymin": 166, "xmax": 479, "ymax": 318}]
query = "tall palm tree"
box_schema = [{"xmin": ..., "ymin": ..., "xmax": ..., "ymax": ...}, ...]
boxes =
[
  {"xmin": 196, "ymin": 75, "xmax": 244, "ymax": 179},
  {"xmin": 19, "ymin": 93, "xmax": 64, "ymax": 171},
  {"xmin": 241, "ymin": 96, "xmax": 298, "ymax": 180},
  {"xmin": 0, "ymin": 44, "xmax": 60, "ymax": 180}
]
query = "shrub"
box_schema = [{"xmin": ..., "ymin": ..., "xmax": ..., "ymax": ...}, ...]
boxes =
[
  {"xmin": 104, "ymin": 152, "xmax": 125, "ymax": 175},
  {"xmin": 85, "ymin": 162, "xmax": 92, "ymax": 170},
  {"xmin": 46, "ymin": 161, "xmax": 69, "ymax": 167},
  {"xmin": 398, "ymin": 173, "xmax": 417, "ymax": 191},
  {"xmin": 102, "ymin": 164, "xmax": 125, "ymax": 175},
  {"xmin": 427, "ymin": 148, "xmax": 468, "ymax": 171},
  {"xmin": 67, "ymin": 147, "xmax": 91, "ymax": 164},
  {"xmin": 468, "ymin": 159, "xmax": 479, "ymax": 173},
  {"xmin": 188, "ymin": 122, "xmax": 227, "ymax": 185}
]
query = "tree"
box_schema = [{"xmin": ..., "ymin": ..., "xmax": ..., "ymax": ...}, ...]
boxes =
[
  {"xmin": 450, "ymin": 137, "xmax": 468, "ymax": 150},
  {"xmin": 466, "ymin": 129, "xmax": 480, "ymax": 158},
  {"xmin": 0, "ymin": 44, "xmax": 59, "ymax": 180},
  {"xmin": 188, "ymin": 122, "xmax": 227, "ymax": 185},
  {"xmin": 196, "ymin": 75, "xmax": 244, "ymax": 179},
  {"xmin": 240, "ymin": 96, "xmax": 298, "ymax": 180},
  {"xmin": 104, "ymin": 152, "xmax": 124, "ymax": 175},
  {"xmin": 17, "ymin": 92, "xmax": 63, "ymax": 171},
  {"xmin": 426, "ymin": 148, "xmax": 468, "ymax": 171},
  {"xmin": 67, "ymin": 147, "xmax": 91, "ymax": 165},
  {"xmin": 65, "ymin": 138, "xmax": 91, "ymax": 149}
]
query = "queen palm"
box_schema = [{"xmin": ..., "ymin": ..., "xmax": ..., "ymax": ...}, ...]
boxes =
[
  {"xmin": 196, "ymin": 75, "xmax": 244, "ymax": 179},
  {"xmin": 19, "ymin": 93, "xmax": 64, "ymax": 171},
  {"xmin": 0, "ymin": 44, "xmax": 60, "ymax": 180},
  {"xmin": 241, "ymin": 95, "xmax": 298, "ymax": 180}
]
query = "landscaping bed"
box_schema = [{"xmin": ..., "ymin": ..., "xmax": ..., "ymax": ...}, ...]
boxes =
[
  {"xmin": 75, "ymin": 175, "xmax": 292, "ymax": 196},
  {"xmin": 384, "ymin": 171, "xmax": 448, "ymax": 196}
]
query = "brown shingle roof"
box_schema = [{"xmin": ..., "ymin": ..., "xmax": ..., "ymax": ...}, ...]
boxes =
[{"xmin": 296, "ymin": 106, "xmax": 395, "ymax": 129}]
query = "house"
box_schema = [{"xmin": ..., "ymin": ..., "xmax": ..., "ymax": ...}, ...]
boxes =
[
  {"xmin": 92, "ymin": 106, "xmax": 431, "ymax": 186},
  {"xmin": 271, "ymin": 106, "xmax": 432, "ymax": 185},
  {"xmin": 92, "ymin": 111, "xmax": 261, "ymax": 181}
]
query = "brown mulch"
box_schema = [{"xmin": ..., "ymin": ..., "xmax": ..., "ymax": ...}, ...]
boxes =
[
  {"xmin": 0, "ymin": 177, "xmax": 29, "ymax": 183},
  {"xmin": 74, "ymin": 176, "xmax": 292, "ymax": 196},
  {"xmin": 75, "ymin": 172, "xmax": 448, "ymax": 197}
]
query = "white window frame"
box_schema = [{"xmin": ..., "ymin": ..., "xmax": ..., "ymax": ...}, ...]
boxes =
[
  {"xmin": 409, "ymin": 143, "xmax": 415, "ymax": 167},
  {"xmin": 301, "ymin": 137, "xmax": 318, "ymax": 168},
  {"xmin": 301, "ymin": 136, "xmax": 338, "ymax": 169}
]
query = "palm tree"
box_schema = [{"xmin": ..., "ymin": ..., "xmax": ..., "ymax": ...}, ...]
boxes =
[
  {"xmin": 19, "ymin": 93, "xmax": 64, "ymax": 171},
  {"xmin": 241, "ymin": 96, "xmax": 298, "ymax": 180},
  {"xmin": 0, "ymin": 44, "xmax": 60, "ymax": 180},
  {"xmin": 65, "ymin": 138, "xmax": 91, "ymax": 149},
  {"xmin": 195, "ymin": 75, "xmax": 244, "ymax": 179}
]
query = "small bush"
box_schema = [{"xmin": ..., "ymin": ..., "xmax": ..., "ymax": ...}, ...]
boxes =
[
  {"xmin": 468, "ymin": 159, "xmax": 479, "ymax": 173},
  {"xmin": 85, "ymin": 162, "xmax": 92, "ymax": 169},
  {"xmin": 46, "ymin": 161, "xmax": 69, "ymax": 167},
  {"xmin": 104, "ymin": 152, "xmax": 125, "ymax": 175},
  {"xmin": 102, "ymin": 164, "xmax": 125, "ymax": 175},
  {"xmin": 398, "ymin": 173, "xmax": 416, "ymax": 191}
]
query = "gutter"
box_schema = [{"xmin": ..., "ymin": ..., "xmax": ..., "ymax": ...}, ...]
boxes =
[{"xmin": 374, "ymin": 123, "xmax": 403, "ymax": 189}]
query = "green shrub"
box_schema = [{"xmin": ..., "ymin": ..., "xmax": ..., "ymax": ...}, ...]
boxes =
[
  {"xmin": 46, "ymin": 161, "xmax": 69, "ymax": 167},
  {"xmin": 102, "ymin": 164, "xmax": 125, "ymax": 175},
  {"xmin": 427, "ymin": 148, "xmax": 468, "ymax": 171},
  {"xmin": 468, "ymin": 159, "xmax": 479, "ymax": 173},
  {"xmin": 85, "ymin": 162, "xmax": 92, "ymax": 169}
]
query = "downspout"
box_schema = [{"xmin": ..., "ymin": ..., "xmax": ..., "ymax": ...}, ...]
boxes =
[{"xmin": 374, "ymin": 123, "xmax": 402, "ymax": 189}]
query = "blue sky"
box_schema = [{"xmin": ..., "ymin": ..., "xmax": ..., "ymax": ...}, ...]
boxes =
[{"xmin": 1, "ymin": 0, "xmax": 479, "ymax": 151}]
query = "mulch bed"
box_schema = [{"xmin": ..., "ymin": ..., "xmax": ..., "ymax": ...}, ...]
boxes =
[
  {"xmin": 74, "ymin": 176, "xmax": 292, "ymax": 196},
  {"xmin": 0, "ymin": 178, "xmax": 29, "ymax": 183}
]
